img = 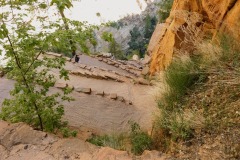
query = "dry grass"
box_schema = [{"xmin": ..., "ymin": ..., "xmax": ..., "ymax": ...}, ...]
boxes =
[{"xmin": 152, "ymin": 10, "xmax": 239, "ymax": 158}]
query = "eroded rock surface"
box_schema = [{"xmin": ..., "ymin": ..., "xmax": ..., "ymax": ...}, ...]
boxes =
[
  {"xmin": 0, "ymin": 121, "xmax": 167, "ymax": 160},
  {"xmin": 149, "ymin": 0, "xmax": 240, "ymax": 74}
]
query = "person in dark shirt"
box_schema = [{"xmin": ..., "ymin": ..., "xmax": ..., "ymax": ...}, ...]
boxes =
[{"xmin": 75, "ymin": 54, "xmax": 80, "ymax": 63}]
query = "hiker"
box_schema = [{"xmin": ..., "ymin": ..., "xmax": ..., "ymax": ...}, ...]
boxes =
[{"xmin": 75, "ymin": 54, "xmax": 80, "ymax": 63}]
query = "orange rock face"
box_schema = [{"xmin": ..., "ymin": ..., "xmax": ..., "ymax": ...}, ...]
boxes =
[{"xmin": 149, "ymin": 0, "xmax": 240, "ymax": 74}]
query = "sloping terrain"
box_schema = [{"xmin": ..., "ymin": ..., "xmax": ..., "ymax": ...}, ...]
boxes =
[
  {"xmin": 0, "ymin": 121, "xmax": 169, "ymax": 160},
  {"xmin": 0, "ymin": 53, "xmax": 158, "ymax": 135}
]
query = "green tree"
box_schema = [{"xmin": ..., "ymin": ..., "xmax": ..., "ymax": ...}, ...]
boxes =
[
  {"xmin": 0, "ymin": 0, "xmax": 91, "ymax": 132},
  {"xmin": 158, "ymin": 0, "xmax": 174, "ymax": 22},
  {"xmin": 101, "ymin": 32, "xmax": 125, "ymax": 59},
  {"xmin": 144, "ymin": 15, "xmax": 157, "ymax": 40},
  {"xmin": 50, "ymin": 0, "xmax": 97, "ymax": 56}
]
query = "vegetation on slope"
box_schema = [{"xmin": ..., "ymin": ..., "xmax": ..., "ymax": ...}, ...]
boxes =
[
  {"xmin": 152, "ymin": 35, "xmax": 240, "ymax": 159},
  {"xmin": 0, "ymin": 0, "xmax": 92, "ymax": 136}
]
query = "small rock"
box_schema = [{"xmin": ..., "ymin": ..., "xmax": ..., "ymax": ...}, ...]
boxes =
[
  {"xmin": 126, "ymin": 100, "xmax": 133, "ymax": 105},
  {"xmin": 75, "ymin": 87, "xmax": 91, "ymax": 94},
  {"xmin": 85, "ymin": 66, "xmax": 92, "ymax": 71},
  {"xmin": 96, "ymin": 91, "xmax": 105, "ymax": 96},
  {"xmin": 46, "ymin": 52, "xmax": 62, "ymax": 57},
  {"xmin": 118, "ymin": 96, "xmax": 125, "ymax": 102},
  {"xmin": 120, "ymin": 65, "xmax": 126, "ymax": 70},
  {"xmin": 64, "ymin": 57, "xmax": 71, "ymax": 62},
  {"xmin": 114, "ymin": 64, "xmax": 119, "ymax": 67},
  {"xmin": 107, "ymin": 61, "xmax": 115, "ymax": 65},
  {"xmin": 54, "ymin": 82, "xmax": 67, "ymax": 89},
  {"xmin": 141, "ymin": 54, "xmax": 151, "ymax": 65},
  {"xmin": 141, "ymin": 66, "xmax": 149, "ymax": 76},
  {"xmin": 78, "ymin": 64, "xmax": 86, "ymax": 69},
  {"xmin": 110, "ymin": 93, "xmax": 117, "ymax": 100},
  {"xmin": 98, "ymin": 57, "xmax": 103, "ymax": 61},
  {"xmin": 132, "ymin": 54, "xmax": 139, "ymax": 61},
  {"xmin": 24, "ymin": 145, "xmax": 28, "ymax": 150},
  {"xmin": 137, "ymin": 78, "xmax": 150, "ymax": 85},
  {"xmin": 66, "ymin": 84, "xmax": 74, "ymax": 90}
]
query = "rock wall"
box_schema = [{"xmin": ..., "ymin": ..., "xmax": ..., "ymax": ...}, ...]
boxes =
[{"xmin": 148, "ymin": 0, "xmax": 240, "ymax": 74}]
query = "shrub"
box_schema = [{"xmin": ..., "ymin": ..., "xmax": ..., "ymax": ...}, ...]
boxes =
[
  {"xmin": 158, "ymin": 0, "xmax": 174, "ymax": 22},
  {"xmin": 87, "ymin": 134, "xmax": 127, "ymax": 151},
  {"xmin": 130, "ymin": 122, "xmax": 152, "ymax": 155},
  {"xmin": 153, "ymin": 57, "xmax": 203, "ymax": 151},
  {"xmin": 162, "ymin": 58, "xmax": 201, "ymax": 109},
  {"xmin": 60, "ymin": 127, "xmax": 78, "ymax": 138},
  {"xmin": 87, "ymin": 122, "xmax": 152, "ymax": 155}
]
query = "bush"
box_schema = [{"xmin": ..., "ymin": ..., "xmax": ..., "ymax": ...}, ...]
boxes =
[
  {"xmin": 153, "ymin": 58, "xmax": 203, "ymax": 151},
  {"xmin": 162, "ymin": 58, "xmax": 201, "ymax": 109},
  {"xmin": 130, "ymin": 122, "xmax": 152, "ymax": 155},
  {"xmin": 87, "ymin": 134, "xmax": 127, "ymax": 151},
  {"xmin": 158, "ymin": 0, "xmax": 174, "ymax": 22},
  {"xmin": 87, "ymin": 122, "xmax": 152, "ymax": 155},
  {"xmin": 61, "ymin": 127, "xmax": 78, "ymax": 138}
]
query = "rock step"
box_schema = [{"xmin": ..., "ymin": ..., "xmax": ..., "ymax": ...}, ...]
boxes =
[
  {"xmin": 54, "ymin": 83, "xmax": 133, "ymax": 105},
  {"xmin": 69, "ymin": 69, "xmax": 125, "ymax": 83},
  {"xmin": 93, "ymin": 55, "xmax": 142, "ymax": 74}
]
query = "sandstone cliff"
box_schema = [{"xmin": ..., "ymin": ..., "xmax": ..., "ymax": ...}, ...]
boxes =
[{"xmin": 148, "ymin": 0, "xmax": 240, "ymax": 74}]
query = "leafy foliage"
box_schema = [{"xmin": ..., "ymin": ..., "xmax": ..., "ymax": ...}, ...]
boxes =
[
  {"xmin": 101, "ymin": 31, "xmax": 126, "ymax": 60},
  {"xmin": 87, "ymin": 134, "xmax": 127, "ymax": 151},
  {"xmin": 129, "ymin": 122, "xmax": 152, "ymax": 155},
  {"xmin": 128, "ymin": 15, "xmax": 157, "ymax": 58},
  {"xmin": 158, "ymin": 0, "xmax": 174, "ymax": 22},
  {"xmin": 0, "ymin": 0, "xmax": 91, "ymax": 133},
  {"xmin": 88, "ymin": 122, "xmax": 152, "ymax": 155},
  {"xmin": 47, "ymin": 20, "xmax": 97, "ymax": 56}
]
